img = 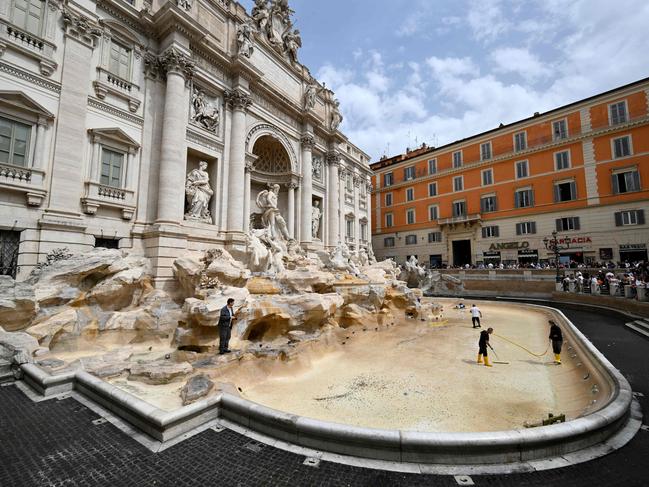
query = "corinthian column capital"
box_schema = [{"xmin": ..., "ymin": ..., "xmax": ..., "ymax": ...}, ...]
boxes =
[
  {"xmin": 301, "ymin": 134, "xmax": 316, "ymax": 150},
  {"xmin": 158, "ymin": 48, "xmax": 195, "ymax": 80},
  {"xmin": 326, "ymin": 151, "xmax": 340, "ymax": 167},
  {"xmin": 225, "ymin": 89, "xmax": 253, "ymax": 111}
]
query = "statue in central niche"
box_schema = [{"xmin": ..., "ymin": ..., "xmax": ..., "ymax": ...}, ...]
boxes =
[{"xmin": 256, "ymin": 183, "xmax": 290, "ymax": 241}]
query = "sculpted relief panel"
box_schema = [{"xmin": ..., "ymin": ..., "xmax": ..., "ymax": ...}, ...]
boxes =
[{"xmin": 190, "ymin": 87, "xmax": 221, "ymax": 133}]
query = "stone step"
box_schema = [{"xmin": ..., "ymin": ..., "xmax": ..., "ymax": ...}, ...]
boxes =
[
  {"xmin": 0, "ymin": 359, "xmax": 13, "ymax": 384},
  {"xmin": 633, "ymin": 320, "xmax": 649, "ymax": 331},
  {"xmin": 625, "ymin": 321, "xmax": 649, "ymax": 340}
]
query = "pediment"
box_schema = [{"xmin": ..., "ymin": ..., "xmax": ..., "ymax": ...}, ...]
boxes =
[
  {"xmin": 99, "ymin": 19, "xmax": 141, "ymax": 46},
  {"xmin": 0, "ymin": 91, "xmax": 54, "ymax": 119},
  {"xmin": 88, "ymin": 127, "xmax": 140, "ymax": 148}
]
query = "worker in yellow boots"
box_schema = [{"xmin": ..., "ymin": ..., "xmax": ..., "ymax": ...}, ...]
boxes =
[
  {"xmin": 549, "ymin": 320, "xmax": 563, "ymax": 364},
  {"xmin": 477, "ymin": 327, "xmax": 494, "ymax": 367}
]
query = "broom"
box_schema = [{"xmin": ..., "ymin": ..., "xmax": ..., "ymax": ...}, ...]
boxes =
[{"xmin": 491, "ymin": 346, "xmax": 510, "ymax": 365}]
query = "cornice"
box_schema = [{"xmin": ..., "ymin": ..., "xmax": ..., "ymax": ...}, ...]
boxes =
[
  {"xmin": 150, "ymin": 3, "xmax": 210, "ymax": 43},
  {"xmin": 0, "ymin": 61, "xmax": 61, "ymax": 93}
]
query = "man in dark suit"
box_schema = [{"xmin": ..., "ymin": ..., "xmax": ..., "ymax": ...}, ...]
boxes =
[{"xmin": 218, "ymin": 298, "xmax": 236, "ymax": 354}]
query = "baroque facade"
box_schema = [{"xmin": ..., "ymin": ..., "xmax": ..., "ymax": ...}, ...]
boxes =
[
  {"xmin": 371, "ymin": 78, "xmax": 649, "ymax": 268},
  {"xmin": 0, "ymin": 0, "xmax": 372, "ymax": 282}
]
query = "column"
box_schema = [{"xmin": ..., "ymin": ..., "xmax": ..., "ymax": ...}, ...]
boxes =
[
  {"xmin": 243, "ymin": 162, "xmax": 252, "ymax": 231},
  {"xmin": 126, "ymin": 150, "xmax": 136, "ymax": 190},
  {"xmin": 288, "ymin": 183, "xmax": 296, "ymax": 238},
  {"xmin": 225, "ymin": 89, "xmax": 252, "ymax": 234},
  {"xmin": 33, "ymin": 118, "xmax": 48, "ymax": 170},
  {"xmin": 339, "ymin": 167, "xmax": 346, "ymax": 243},
  {"xmin": 353, "ymin": 176, "xmax": 360, "ymax": 249},
  {"xmin": 300, "ymin": 134, "xmax": 315, "ymax": 246},
  {"xmin": 366, "ymin": 180, "xmax": 373, "ymax": 248},
  {"xmin": 326, "ymin": 151, "xmax": 340, "ymax": 247},
  {"xmin": 295, "ymin": 185, "xmax": 302, "ymax": 242},
  {"xmin": 90, "ymin": 136, "xmax": 101, "ymax": 181},
  {"xmin": 156, "ymin": 48, "xmax": 194, "ymax": 224}
]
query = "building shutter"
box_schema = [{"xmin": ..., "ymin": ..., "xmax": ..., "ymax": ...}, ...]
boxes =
[
  {"xmin": 481, "ymin": 227, "xmax": 487, "ymax": 238},
  {"xmin": 614, "ymin": 212, "xmax": 623, "ymax": 227},
  {"xmin": 529, "ymin": 190, "xmax": 535, "ymax": 207},
  {"xmin": 480, "ymin": 198, "xmax": 485, "ymax": 213},
  {"xmin": 611, "ymin": 174, "xmax": 620, "ymax": 194},
  {"xmin": 637, "ymin": 210, "xmax": 646, "ymax": 225},
  {"xmin": 554, "ymin": 185, "xmax": 560, "ymax": 203},
  {"xmin": 570, "ymin": 181, "xmax": 577, "ymax": 200},
  {"xmin": 514, "ymin": 193, "xmax": 520, "ymax": 209},
  {"xmin": 632, "ymin": 171, "xmax": 641, "ymax": 191},
  {"xmin": 531, "ymin": 222, "xmax": 537, "ymax": 234},
  {"xmin": 515, "ymin": 223, "xmax": 521, "ymax": 236},
  {"xmin": 556, "ymin": 219, "xmax": 562, "ymax": 231},
  {"xmin": 493, "ymin": 197, "xmax": 497, "ymax": 211},
  {"xmin": 574, "ymin": 217, "xmax": 581, "ymax": 230},
  {"xmin": 494, "ymin": 226, "xmax": 500, "ymax": 237}
]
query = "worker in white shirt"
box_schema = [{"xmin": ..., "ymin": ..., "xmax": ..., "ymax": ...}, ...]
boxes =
[{"xmin": 470, "ymin": 304, "xmax": 482, "ymax": 328}]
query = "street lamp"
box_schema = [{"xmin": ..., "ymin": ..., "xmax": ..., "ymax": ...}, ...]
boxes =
[{"xmin": 543, "ymin": 230, "xmax": 571, "ymax": 283}]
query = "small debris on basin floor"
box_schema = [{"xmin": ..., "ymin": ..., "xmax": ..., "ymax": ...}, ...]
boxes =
[
  {"xmin": 92, "ymin": 417, "xmax": 108, "ymax": 426},
  {"xmin": 454, "ymin": 475, "xmax": 474, "ymax": 486},
  {"xmin": 303, "ymin": 457, "xmax": 321, "ymax": 468}
]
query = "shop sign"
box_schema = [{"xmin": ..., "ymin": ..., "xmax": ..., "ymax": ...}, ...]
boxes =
[
  {"xmin": 489, "ymin": 241, "xmax": 529, "ymax": 251},
  {"xmin": 620, "ymin": 244, "xmax": 647, "ymax": 251},
  {"xmin": 483, "ymin": 251, "xmax": 501, "ymax": 257},
  {"xmin": 518, "ymin": 249, "xmax": 538, "ymax": 256},
  {"xmin": 558, "ymin": 237, "xmax": 592, "ymax": 245}
]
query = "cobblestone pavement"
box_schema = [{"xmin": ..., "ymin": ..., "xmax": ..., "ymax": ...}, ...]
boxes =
[{"xmin": 1, "ymin": 304, "xmax": 647, "ymax": 487}]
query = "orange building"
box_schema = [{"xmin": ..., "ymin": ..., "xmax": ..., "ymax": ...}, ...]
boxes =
[{"xmin": 370, "ymin": 78, "xmax": 649, "ymax": 267}]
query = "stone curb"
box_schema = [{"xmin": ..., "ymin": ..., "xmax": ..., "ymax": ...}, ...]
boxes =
[{"xmin": 18, "ymin": 302, "xmax": 637, "ymax": 464}]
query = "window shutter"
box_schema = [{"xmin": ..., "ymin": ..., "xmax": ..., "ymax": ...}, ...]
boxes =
[
  {"xmin": 612, "ymin": 174, "xmax": 620, "ymax": 194},
  {"xmin": 480, "ymin": 198, "xmax": 485, "ymax": 213},
  {"xmin": 637, "ymin": 210, "xmax": 646, "ymax": 225},
  {"xmin": 555, "ymin": 219, "xmax": 562, "ymax": 231},
  {"xmin": 494, "ymin": 226, "xmax": 500, "ymax": 237},
  {"xmin": 632, "ymin": 171, "xmax": 641, "ymax": 192},
  {"xmin": 515, "ymin": 223, "xmax": 521, "ymax": 236},
  {"xmin": 493, "ymin": 196, "xmax": 498, "ymax": 212},
  {"xmin": 481, "ymin": 228, "xmax": 487, "ymax": 238},
  {"xmin": 529, "ymin": 190, "xmax": 535, "ymax": 207},
  {"xmin": 531, "ymin": 222, "xmax": 537, "ymax": 234},
  {"xmin": 514, "ymin": 193, "xmax": 520, "ymax": 208},
  {"xmin": 554, "ymin": 185, "xmax": 560, "ymax": 203},
  {"xmin": 574, "ymin": 217, "xmax": 581, "ymax": 230},
  {"xmin": 570, "ymin": 181, "xmax": 577, "ymax": 200},
  {"xmin": 614, "ymin": 212, "xmax": 623, "ymax": 227}
]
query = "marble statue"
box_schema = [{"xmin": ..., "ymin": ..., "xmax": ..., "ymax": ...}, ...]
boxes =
[
  {"xmin": 331, "ymin": 99, "xmax": 343, "ymax": 131},
  {"xmin": 268, "ymin": 0, "xmax": 293, "ymax": 47},
  {"xmin": 368, "ymin": 246, "xmax": 378, "ymax": 265},
  {"xmin": 328, "ymin": 242, "xmax": 360, "ymax": 276},
  {"xmin": 251, "ymin": 0, "xmax": 270, "ymax": 33},
  {"xmin": 191, "ymin": 90, "xmax": 220, "ymax": 132},
  {"xmin": 311, "ymin": 200, "xmax": 321, "ymax": 239},
  {"xmin": 312, "ymin": 156, "xmax": 323, "ymax": 181},
  {"xmin": 237, "ymin": 21, "xmax": 255, "ymax": 58},
  {"xmin": 185, "ymin": 161, "xmax": 213, "ymax": 223},
  {"xmin": 177, "ymin": 0, "xmax": 191, "ymax": 11},
  {"xmin": 403, "ymin": 255, "xmax": 426, "ymax": 279},
  {"xmin": 357, "ymin": 248, "xmax": 369, "ymax": 267},
  {"xmin": 304, "ymin": 83, "xmax": 318, "ymax": 111},
  {"xmin": 284, "ymin": 29, "xmax": 301, "ymax": 63},
  {"xmin": 256, "ymin": 184, "xmax": 290, "ymax": 241}
]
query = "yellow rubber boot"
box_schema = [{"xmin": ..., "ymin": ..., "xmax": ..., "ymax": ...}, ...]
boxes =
[
  {"xmin": 554, "ymin": 354, "xmax": 561, "ymax": 364},
  {"xmin": 484, "ymin": 356, "xmax": 493, "ymax": 367},
  {"xmin": 477, "ymin": 354, "xmax": 483, "ymax": 364}
]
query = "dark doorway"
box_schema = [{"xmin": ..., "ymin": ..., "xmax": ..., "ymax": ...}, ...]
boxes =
[
  {"xmin": 0, "ymin": 230, "xmax": 20, "ymax": 278},
  {"xmin": 429, "ymin": 254, "xmax": 442, "ymax": 268},
  {"xmin": 452, "ymin": 240, "xmax": 472, "ymax": 267},
  {"xmin": 95, "ymin": 238, "xmax": 120, "ymax": 249}
]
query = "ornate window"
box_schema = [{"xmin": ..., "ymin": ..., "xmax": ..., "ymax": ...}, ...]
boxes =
[
  {"xmin": 0, "ymin": 117, "xmax": 31, "ymax": 167},
  {"xmin": 12, "ymin": 0, "xmax": 44, "ymax": 36},
  {"xmin": 0, "ymin": 91, "xmax": 54, "ymax": 206},
  {"xmin": 94, "ymin": 20, "xmax": 142, "ymax": 112},
  {"xmin": 252, "ymin": 136, "xmax": 291, "ymax": 174},
  {"xmin": 82, "ymin": 128, "xmax": 139, "ymax": 220}
]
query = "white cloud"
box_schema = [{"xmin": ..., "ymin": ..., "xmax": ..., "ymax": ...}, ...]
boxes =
[
  {"xmin": 490, "ymin": 47, "xmax": 551, "ymax": 81},
  {"xmin": 427, "ymin": 56, "xmax": 478, "ymax": 78},
  {"xmin": 467, "ymin": 0, "xmax": 510, "ymax": 43}
]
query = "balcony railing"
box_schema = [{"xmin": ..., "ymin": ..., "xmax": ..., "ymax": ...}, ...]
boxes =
[{"xmin": 438, "ymin": 213, "xmax": 482, "ymax": 226}]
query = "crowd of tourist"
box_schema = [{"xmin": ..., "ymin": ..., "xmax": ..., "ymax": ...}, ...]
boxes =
[{"xmin": 559, "ymin": 260, "xmax": 649, "ymax": 299}]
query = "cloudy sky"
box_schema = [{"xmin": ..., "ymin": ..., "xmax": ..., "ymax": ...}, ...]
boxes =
[{"xmin": 239, "ymin": 0, "xmax": 649, "ymax": 161}]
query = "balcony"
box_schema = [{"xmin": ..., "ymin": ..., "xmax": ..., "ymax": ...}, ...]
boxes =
[
  {"xmin": 0, "ymin": 21, "xmax": 57, "ymax": 76},
  {"xmin": 438, "ymin": 213, "xmax": 482, "ymax": 228},
  {"xmin": 82, "ymin": 181, "xmax": 136, "ymax": 220},
  {"xmin": 0, "ymin": 162, "xmax": 47, "ymax": 206},
  {"xmin": 93, "ymin": 67, "xmax": 141, "ymax": 112}
]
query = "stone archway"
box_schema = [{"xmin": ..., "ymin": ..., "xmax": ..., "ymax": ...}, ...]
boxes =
[{"xmin": 251, "ymin": 135, "xmax": 292, "ymax": 176}]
